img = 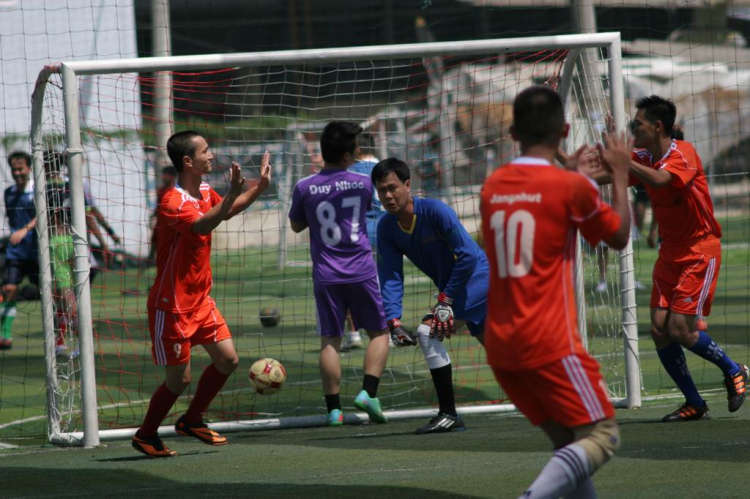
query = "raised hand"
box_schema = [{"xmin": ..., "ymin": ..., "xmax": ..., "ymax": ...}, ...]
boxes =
[
  {"xmin": 597, "ymin": 132, "xmax": 633, "ymax": 178},
  {"xmin": 604, "ymin": 113, "xmax": 616, "ymax": 135},
  {"xmin": 228, "ymin": 161, "xmax": 245, "ymax": 198},
  {"xmin": 258, "ymin": 151, "xmax": 272, "ymax": 191},
  {"xmin": 565, "ymin": 144, "xmax": 601, "ymax": 178}
]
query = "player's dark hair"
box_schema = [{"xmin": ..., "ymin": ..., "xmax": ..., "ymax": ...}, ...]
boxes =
[
  {"xmin": 162, "ymin": 165, "xmax": 177, "ymax": 176},
  {"xmin": 43, "ymin": 150, "xmax": 64, "ymax": 174},
  {"xmin": 512, "ymin": 86, "xmax": 565, "ymax": 147},
  {"xmin": 371, "ymin": 158, "xmax": 410, "ymax": 185},
  {"xmin": 320, "ymin": 121, "xmax": 362, "ymax": 164},
  {"xmin": 635, "ymin": 95, "xmax": 676, "ymax": 136},
  {"xmin": 167, "ymin": 130, "xmax": 201, "ymax": 172},
  {"xmin": 8, "ymin": 151, "xmax": 31, "ymax": 169},
  {"xmin": 671, "ymin": 124, "xmax": 684, "ymax": 140}
]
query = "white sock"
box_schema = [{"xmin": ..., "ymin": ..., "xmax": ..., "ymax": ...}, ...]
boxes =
[
  {"xmin": 348, "ymin": 331, "xmax": 361, "ymax": 340},
  {"xmin": 563, "ymin": 478, "xmax": 596, "ymax": 499},
  {"xmin": 416, "ymin": 324, "xmax": 451, "ymax": 369},
  {"xmin": 519, "ymin": 443, "xmax": 591, "ymax": 499}
]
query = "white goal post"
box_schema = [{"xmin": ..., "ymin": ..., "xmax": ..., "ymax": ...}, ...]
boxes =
[{"xmin": 30, "ymin": 32, "xmax": 639, "ymax": 448}]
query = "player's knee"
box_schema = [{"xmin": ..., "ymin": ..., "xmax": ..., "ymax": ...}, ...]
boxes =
[
  {"xmin": 650, "ymin": 326, "xmax": 667, "ymax": 345},
  {"xmin": 218, "ymin": 354, "xmax": 239, "ymax": 374},
  {"xmin": 666, "ymin": 321, "xmax": 691, "ymax": 344},
  {"xmin": 366, "ymin": 328, "xmax": 388, "ymax": 340},
  {"xmin": 416, "ymin": 324, "xmax": 450, "ymax": 369},
  {"xmin": 167, "ymin": 375, "xmax": 191, "ymax": 393},
  {"xmin": 651, "ymin": 313, "xmax": 667, "ymax": 332},
  {"xmin": 574, "ymin": 418, "xmax": 620, "ymax": 474}
]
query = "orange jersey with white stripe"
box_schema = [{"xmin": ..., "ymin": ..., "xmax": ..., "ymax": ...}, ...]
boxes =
[
  {"xmin": 148, "ymin": 183, "xmax": 222, "ymax": 313},
  {"xmin": 480, "ymin": 158, "xmax": 622, "ymax": 371},
  {"xmin": 631, "ymin": 140, "xmax": 721, "ymax": 251}
]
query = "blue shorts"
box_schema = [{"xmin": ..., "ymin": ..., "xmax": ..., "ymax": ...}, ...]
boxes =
[
  {"xmin": 423, "ymin": 301, "xmax": 485, "ymax": 337},
  {"xmin": 455, "ymin": 301, "xmax": 486, "ymax": 337},
  {"xmin": 3, "ymin": 259, "xmax": 39, "ymax": 287},
  {"xmin": 314, "ymin": 277, "xmax": 388, "ymax": 337}
]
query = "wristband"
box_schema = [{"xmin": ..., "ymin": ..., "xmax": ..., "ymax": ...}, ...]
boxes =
[{"xmin": 437, "ymin": 292, "xmax": 453, "ymax": 306}]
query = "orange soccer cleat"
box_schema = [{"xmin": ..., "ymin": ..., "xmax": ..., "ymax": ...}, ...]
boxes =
[
  {"xmin": 174, "ymin": 415, "xmax": 228, "ymax": 445},
  {"xmin": 132, "ymin": 431, "xmax": 177, "ymax": 458}
]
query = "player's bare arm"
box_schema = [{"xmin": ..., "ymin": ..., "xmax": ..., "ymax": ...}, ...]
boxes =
[
  {"xmin": 596, "ymin": 132, "xmax": 632, "ymax": 249},
  {"xmin": 191, "ymin": 161, "xmax": 245, "ymax": 235},
  {"xmin": 628, "ymin": 160, "xmax": 672, "ymax": 188},
  {"xmin": 290, "ymin": 220, "xmax": 308, "ymax": 233},
  {"xmin": 9, "ymin": 217, "xmax": 36, "ymax": 246},
  {"xmin": 87, "ymin": 212, "xmax": 112, "ymax": 266},
  {"xmin": 91, "ymin": 207, "xmax": 121, "ymax": 244},
  {"xmin": 225, "ymin": 151, "xmax": 273, "ymax": 219}
]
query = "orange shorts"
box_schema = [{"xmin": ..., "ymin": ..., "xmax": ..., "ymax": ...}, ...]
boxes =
[
  {"xmin": 650, "ymin": 240, "xmax": 720, "ymax": 317},
  {"xmin": 492, "ymin": 353, "xmax": 615, "ymax": 427},
  {"xmin": 148, "ymin": 299, "xmax": 231, "ymax": 366}
]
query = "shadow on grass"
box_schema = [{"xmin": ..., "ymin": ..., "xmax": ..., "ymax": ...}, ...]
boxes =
[
  {"xmin": 6, "ymin": 467, "xmax": 479, "ymax": 498},
  {"xmin": 229, "ymin": 416, "xmax": 551, "ymax": 455}
]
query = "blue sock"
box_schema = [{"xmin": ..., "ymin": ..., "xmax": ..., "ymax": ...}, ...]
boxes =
[
  {"xmin": 657, "ymin": 343, "xmax": 704, "ymax": 407},
  {"xmin": 688, "ymin": 331, "xmax": 740, "ymax": 377}
]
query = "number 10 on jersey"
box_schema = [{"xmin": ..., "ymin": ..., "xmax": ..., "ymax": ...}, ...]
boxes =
[{"xmin": 490, "ymin": 209, "xmax": 535, "ymax": 278}]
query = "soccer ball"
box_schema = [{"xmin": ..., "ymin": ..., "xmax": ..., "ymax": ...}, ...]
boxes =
[
  {"xmin": 259, "ymin": 307, "xmax": 281, "ymax": 327},
  {"xmin": 249, "ymin": 358, "xmax": 286, "ymax": 395}
]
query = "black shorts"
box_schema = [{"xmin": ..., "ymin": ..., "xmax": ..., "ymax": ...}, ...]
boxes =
[
  {"xmin": 633, "ymin": 183, "xmax": 650, "ymax": 204},
  {"xmin": 3, "ymin": 259, "xmax": 40, "ymax": 287}
]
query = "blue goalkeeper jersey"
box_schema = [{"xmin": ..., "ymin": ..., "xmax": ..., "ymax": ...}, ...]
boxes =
[{"xmin": 377, "ymin": 196, "xmax": 489, "ymax": 321}]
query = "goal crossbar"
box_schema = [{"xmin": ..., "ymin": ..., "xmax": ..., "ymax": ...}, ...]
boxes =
[{"xmin": 60, "ymin": 33, "xmax": 622, "ymax": 75}]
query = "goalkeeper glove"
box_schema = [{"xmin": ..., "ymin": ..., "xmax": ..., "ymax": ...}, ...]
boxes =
[
  {"xmin": 430, "ymin": 293, "xmax": 455, "ymax": 341},
  {"xmin": 388, "ymin": 318, "xmax": 417, "ymax": 347}
]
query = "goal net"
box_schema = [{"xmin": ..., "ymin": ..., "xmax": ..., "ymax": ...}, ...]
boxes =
[{"xmin": 31, "ymin": 34, "xmax": 638, "ymax": 445}]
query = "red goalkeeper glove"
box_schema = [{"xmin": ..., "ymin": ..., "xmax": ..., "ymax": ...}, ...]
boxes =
[
  {"xmin": 388, "ymin": 318, "xmax": 417, "ymax": 347},
  {"xmin": 430, "ymin": 293, "xmax": 455, "ymax": 341}
]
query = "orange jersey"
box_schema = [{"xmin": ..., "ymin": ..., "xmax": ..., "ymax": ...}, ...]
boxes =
[
  {"xmin": 631, "ymin": 140, "xmax": 721, "ymax": 252},
  {"xmin": 148, "ymin": 183, "xmax": 222, "ymax": 313},
  {"xmin": 480, "ymin": 158, "xmax": 622, "ymax": 371}
]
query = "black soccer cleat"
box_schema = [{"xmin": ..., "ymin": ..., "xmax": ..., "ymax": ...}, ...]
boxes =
[
  {"xmin": 661, "ymin": 402, "xmax": 710, "ymax": 422},
  {"xmin": 415, "ymin": 412, "xmax": 466, "ymax": 434},
  {"xmin": 725, "ymin": 364, "xmax": 749, "ymax": 413}
]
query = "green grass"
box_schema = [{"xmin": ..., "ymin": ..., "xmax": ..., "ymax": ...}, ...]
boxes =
[
  {"xmin": 1, "ymin": 402, "xmax": 749, "ymax": 498},
  {"xmin": 0, "ymin": 216, "xmax": 748, "ymax": 497}
]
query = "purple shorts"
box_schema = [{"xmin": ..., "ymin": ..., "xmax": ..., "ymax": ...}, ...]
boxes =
[{"xmin": 314, "ymin": 277, "xmax": 388, "ymax": 337}]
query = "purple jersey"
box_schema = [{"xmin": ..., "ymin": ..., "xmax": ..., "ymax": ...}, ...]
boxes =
[{"xmin": 289, "ymin": 168, "xmax": 377, "ymax": 284}]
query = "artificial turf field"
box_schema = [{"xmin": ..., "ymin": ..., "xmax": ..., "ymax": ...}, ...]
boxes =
[
  {"xmin": 2, "ymin": 402, "xmax": 750, "ymax": 498},
  {"xmin": 0, "ymin": 215, "xmax": 748, "ymax": 498}
]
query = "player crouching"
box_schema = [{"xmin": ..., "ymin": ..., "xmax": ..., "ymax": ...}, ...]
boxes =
[{"xmin": 372, "ymin": 158, "xmax": 489, "ymax": 434}]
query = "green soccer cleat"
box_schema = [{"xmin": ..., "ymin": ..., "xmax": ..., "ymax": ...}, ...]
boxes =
[
  {"xmin": 354, "ymin": 390, "xmax": 387, "ymax": 424},
  {"xmin": 327, "ymin": 409, "xmax": 344, "ymax": 426}
]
